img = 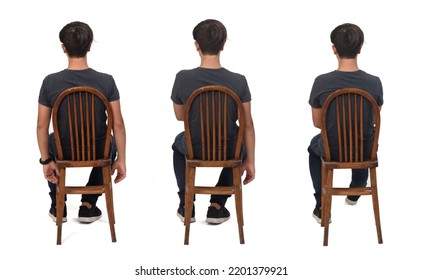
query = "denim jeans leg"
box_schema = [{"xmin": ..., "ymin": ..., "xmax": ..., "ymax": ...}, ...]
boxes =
[
  {"xmin": 308, "ymin": 134, "xmax": 324, "ymax": 209},
  {"xmin": 81, "ymin": 167, "xmax": 103, "ymax": 206},
  {"xmin": 210, "ymin": 167, "xmax": 233, "ymax": 207},
  {"xmin": 172, "ymin": 132, "xmax": 191, "ymax": 207},
  {"xmin": 347, "ymin": 168, "xmax": 369, "ymax": 201}
]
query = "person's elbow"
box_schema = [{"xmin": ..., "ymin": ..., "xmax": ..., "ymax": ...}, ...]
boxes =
[
  {"xmin": 313, "ymin": 119, "xmax": 321, "ymax": 129},
  {"xmin": 175, "ymin": 113, "xmax": 184, "ymax": 121}
]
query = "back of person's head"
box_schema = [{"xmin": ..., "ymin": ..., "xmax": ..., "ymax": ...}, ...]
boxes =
[
  {"xmin": 59, "ymin": 21, "xmax": 93, "ymax": 58},
  {"xmin": 330, "ymin": 23, "xmax": 364, "ymax": 58},
  {"xmin": 193, "ymin": 19, "xmax": 227, "ymax": 55}
]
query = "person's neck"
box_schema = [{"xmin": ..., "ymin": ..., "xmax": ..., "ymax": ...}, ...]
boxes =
[
  {"xmin": 199, "ymin": 54, "xmax": 222, "ymax": 69},
  {"xmin": 67, "ymin": 57, "xmax": 89, "ymax": 70},
  {"xmin": 337, "ymin": 58, "xmax": 359, "ymax": 72}
]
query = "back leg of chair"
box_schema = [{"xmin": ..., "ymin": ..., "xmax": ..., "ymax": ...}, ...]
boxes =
[
  {"xmin": 370, "ymin": 167, "xmax": 383, "ymax": 244},
  {"xmin": 102, "ymin": 166, "xmax": 116, "ymax": 242},
  {"xmin": 321, "ymin": 164, "xmax": 327, "ymax": 227},
  {"xmin": 56, "ymin": 168, "xmax": 67, "ymax": 245},
  {"xmin": 184, "ymin": 165, "xmax": 195, "ymax": 245},
  {"xmin": 233, "ymin": 167, "xmax": 244, "ymax": 244},
  {"xmin": 323, "ymin": 168, "xmax": 334, "ymax": 246},
  {"xmin": 104, "ymin": 185, "xmax": 116, "ymax": 242}
]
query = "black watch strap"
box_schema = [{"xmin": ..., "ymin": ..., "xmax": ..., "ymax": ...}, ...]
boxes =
[{"xmin": 39, "ymin": 157, "xmax": 53, "ymax": 165}]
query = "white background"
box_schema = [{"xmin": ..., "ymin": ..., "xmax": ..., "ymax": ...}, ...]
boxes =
[{"xmin": 1, "ymin": 0, "xmax": 421, "ymax": 279}]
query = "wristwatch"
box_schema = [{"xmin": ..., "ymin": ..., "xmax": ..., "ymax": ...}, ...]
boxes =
[{"xmin": 39, "ymin": 157, "xmax": 53, "ymax": 165}]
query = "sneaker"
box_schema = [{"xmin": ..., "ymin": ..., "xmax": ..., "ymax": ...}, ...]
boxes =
[
  {"xmin": 345, "ymin": 196, "xmax": 359, "ymax": 205},
  {"xmin": 49, "ymin": 205, "xmax": 67, "ymax": 223},
  {"xmin": 206, "ymin": 205, "xmax": 230, "ymax": 224},
  {"xmin": 177, "ymin": 205, "xmax": 195, "ymax": 223},
  {"xmin": 312, "ymin": 207, "xmax": 331, "ymax": 224},
  {"xmin": 78, "ymin": 205, "xmax": 102, "ymax": 223}
]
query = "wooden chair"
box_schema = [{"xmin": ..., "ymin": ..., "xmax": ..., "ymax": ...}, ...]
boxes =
[
  {"xmin": 320, "ymin": 88, "xmax": 383, "ymax": 246},
  {"xmin": 183, "ymin": 85, "xmax": 245, "ymax": 245},
  {"xmin": 52, "ymin": 86, "xmax": 116, "ymax": 245}
]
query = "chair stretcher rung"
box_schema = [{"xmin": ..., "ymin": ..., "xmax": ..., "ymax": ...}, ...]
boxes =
[{"xmin": 194, "ymin": 186, "xmax": 235, "ymax": 195}]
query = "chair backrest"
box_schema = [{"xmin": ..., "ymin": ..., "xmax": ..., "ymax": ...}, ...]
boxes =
[
  {"xmin": 52, "ymin": 86, "xmax": 114, "ymax": 161},
  {"xmin": 321, "ymin": 88, "xmax": 380, "ymax": 162},
  {"xmin": 184, "ymin": 85, "xmax": 245, "ymax": 161}
]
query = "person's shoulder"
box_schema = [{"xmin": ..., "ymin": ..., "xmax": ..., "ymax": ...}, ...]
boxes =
[
  {"xmin": 175, "ymin": 67, "xmax": 199, "ymax": 76},
  {"xmin": 87, "ymin": 68, "xmax": 114, "ymax": 79},
  {"xmin": 315, "ymin": 70, "xmax": 337, "ymax": 80},
  {"xmin": 41, "ymin": 69, "xmax": 67, "ymax": 85},
  {"xmin": 43, "ymin": 69, "xmax": 66, "ymax": 79},
  {"xmin": 357, "ymin": 70, "xmax": 381, "ymax": 80},
  {"xmin": 221, "ymin": 67, "xmax": 245, "ymax": 78}
]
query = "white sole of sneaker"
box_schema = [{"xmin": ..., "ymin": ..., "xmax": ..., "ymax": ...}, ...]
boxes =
[
  {"xmin": 345, "ymin": 197, "xmax": 358, "ymax": 205},
  {"xmin": 177, "ymin": 212, "xmax": 195, "ymax": 223},
  {"xmin": 205, "ymin": 217, "xmax": 230, "ymax": 224},
  {"xmin": 49, "ymin": 213, "xmax": 67, "ymax": 223},
  {"xmin": 313, "ymin": 213, "xmax": 331, "ymax": 224},
  {"xmin": 78, "ymin": 215, "xmax": 101, "ymax": 223}
]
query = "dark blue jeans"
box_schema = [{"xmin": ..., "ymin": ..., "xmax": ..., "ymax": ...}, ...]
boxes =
[
  {"xmin": 172, "ymin": 132, "xmax": 245, "ymax": 207},
  {"xmin": 308, "ymin": 134, "xmax": 368, "ymax": 209},
  {"xmin": 47, "ymin": 133, "xmax": 117, "ymax": 207}
]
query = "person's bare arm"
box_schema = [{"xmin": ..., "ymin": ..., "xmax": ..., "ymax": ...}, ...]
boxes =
[
  {"xmin": 110, "ymin": 100, "xmax": 126, "ymax": 183},
  {"xmin": 37, "ymin": 104, "xmax": 59, "ymax": 184},
  {"xmin": 173, "ymin": 103, "xmax": 184, "ymax": 121},
  {"xmin": 311, "ymin": 107, "xmax": 322, "ymax": 129},
  {"xmin": 241, "ymin": 102, "xmax": 255, "ymax": 185}
]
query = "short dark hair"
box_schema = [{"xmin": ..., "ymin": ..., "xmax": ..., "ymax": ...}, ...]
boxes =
[
  {"xmin": 193, "ymin": 19, "xmax": 227, "ymax": 55},
  {"xmin": 59, "ymin": 21, "xmax": 93, "ymax": 58},
  {"xmin": 330, "ymin": 23, "xmax": 364, "ymax": 59}
]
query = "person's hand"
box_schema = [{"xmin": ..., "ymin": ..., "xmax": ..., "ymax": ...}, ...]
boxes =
[
  {"xmin": 111, "ymin": 158, "xmax": 126, "ymax": 184},
  {"xmin": 43, "ymin": 161, "xmax": 59, "ymax": 184},
  {"xmin": 241, "ymin": 159, "xmax": 255, "ymax": 185}
]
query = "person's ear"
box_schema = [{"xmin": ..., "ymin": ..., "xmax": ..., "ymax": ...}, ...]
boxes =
[
  {"xmin": 194, "ymin": 41, "xmax": 200, "ymax": 51},
  {"xmin": 357, "ymin": 43, "xmax": 362, "ymax": 54},
  {"xmin": 61, "ymin": 44, "xmax": 67, "ymax": 53},
  {"xmin": 332, "ymin": 45, "xmax": 337, "ymax": 55}
]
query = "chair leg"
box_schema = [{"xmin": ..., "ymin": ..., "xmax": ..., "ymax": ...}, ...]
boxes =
[
  {"xmin": 321, "ymin": 164, "xmax": 327, "ymax": 227},
  {"xmin": 184, "ymin": 166, "xmax": 195, "ymax": 245},
  {"xmin": 56, "ymin": 171, "xmax": 66, "ymax": 245},
  {"xmin": 323, "ymin": 169, "xmax": 333, "ymax": 246},
  {"xmin": 109, "ymin": 183, "xmax": 116, "ymax": 225},
  {"xmin": 370, "ymin": 168, "xmax": 383, "ymax": 244},
  {"xmin": 102, "ymin": 167, "xmax": 116, "ymax": 242},
  {"xmin": 56, "ymin": 190, "xmax": 64, "ymax": 245},
  {"xmin": 104, "ymin": 182, "xmax": 116, "ymax": 242},
  {"xmin": 233, "ymin": 168, "xmax": 244, "ymax": 244}
]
